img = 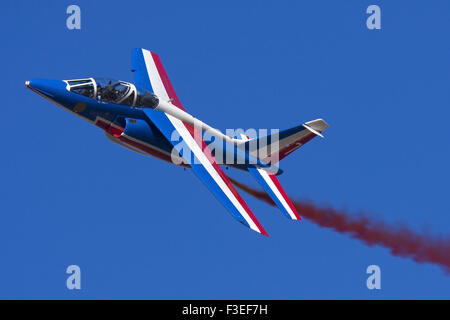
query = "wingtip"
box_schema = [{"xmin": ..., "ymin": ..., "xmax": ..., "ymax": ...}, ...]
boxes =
[
  {"xmin": 243, "ymin": 222, "xmax": 269, "ymax": 236},
  {"xmin": 246, "ymin": 221, "xmax": 269, "ymax": 236},
  {"xmin": 292, "ymin": 209, "xmax": 302, "ymax": 221},
  {"xmin": 251, "ymin": 219, "xmax": 269, "ymax": 237}
]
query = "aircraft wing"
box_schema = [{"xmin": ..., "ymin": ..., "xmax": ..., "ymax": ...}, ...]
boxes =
[{"xmin": 132, "ymin": 48, "xmax": 268, "ymax": 236}]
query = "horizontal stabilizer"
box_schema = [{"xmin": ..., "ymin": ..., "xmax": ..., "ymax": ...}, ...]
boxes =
[
  {"xmin": 240, "ymin": 134, "xmax": 300, "ymax": 220},
  {"xmin": 241, "ymin": 119, "xmax": 329, "ymax": 163},
  {"xmin": 248, "ymin": 167, "xmax": 300, "ymax": 220}
]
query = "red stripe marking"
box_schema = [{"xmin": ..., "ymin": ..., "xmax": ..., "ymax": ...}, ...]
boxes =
[
  {"xmin": 151, "ymin": 52, "xmax": 186, "ymax": 111},
  {"xmin": 95, "ymin": 118, "xmax": 124, "ymax": 137},
  {"xmin": 95, "ymin": 119, "xmax": 111, "ymax": 130},
  {"xmin": 151, "ymin": 52, "xmax": 268, "ymax": 236},
  {"xmin": 108, "ymin": 125, "xmax": 124, "ymax": 138}
]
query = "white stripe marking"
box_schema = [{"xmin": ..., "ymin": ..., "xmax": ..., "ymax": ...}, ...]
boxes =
[
  {"xmin": 142, "ymin": 50, "xmax": 170, "ymax": 100},
  {"xmin": 257, "ymin": 168, "xmax": 298, "ymax": 220},
  {"xmin": 142, "ymin": 49, "xmax": 262, "ymax": 233}
]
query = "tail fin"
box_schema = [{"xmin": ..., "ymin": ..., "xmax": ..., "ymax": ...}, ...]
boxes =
[{"xmin": 242, "ymin": 119, "xmax": 329, "ymax": 163}]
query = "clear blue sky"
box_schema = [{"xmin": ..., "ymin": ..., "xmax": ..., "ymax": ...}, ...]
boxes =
[{"xmin": 1, "ymin": 0, "xmax": 450, "ymax": 299}]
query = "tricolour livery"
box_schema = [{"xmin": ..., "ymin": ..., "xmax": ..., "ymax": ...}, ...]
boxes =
[{"xmin": 26, "ymin": 48, "xmax": 329, "ymax": 236}]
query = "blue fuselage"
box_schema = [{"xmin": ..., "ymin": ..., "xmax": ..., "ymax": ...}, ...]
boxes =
[{"xmin": 26, "ymin": 78, "xmax": 262, "ymax": 170}]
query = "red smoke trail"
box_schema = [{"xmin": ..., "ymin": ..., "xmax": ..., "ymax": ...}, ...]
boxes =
[{"xmin": 228, "ymin": 177, "xmax": 450, "ymax": 273}]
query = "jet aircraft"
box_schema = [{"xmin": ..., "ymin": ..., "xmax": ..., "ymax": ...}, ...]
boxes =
[{"xmin": 26, "ymin": 48, "xmax": 329, "ymax": 236}]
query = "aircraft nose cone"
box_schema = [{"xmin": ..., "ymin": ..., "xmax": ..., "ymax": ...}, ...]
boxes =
[
  {"xmin": 26, "ymin": 78, "xmax": 49, "ymax": 91},
  {"xmin": 25, "ymin": 78, "xmax": 66, "ymax": 98}
]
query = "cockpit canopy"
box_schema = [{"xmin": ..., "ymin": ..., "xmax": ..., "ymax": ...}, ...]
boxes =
[{"xmin": 65, "ymin": 78, "xmax": 159, "ymax": 108}]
